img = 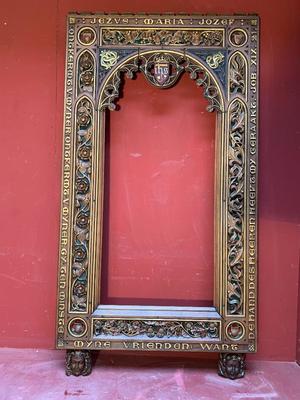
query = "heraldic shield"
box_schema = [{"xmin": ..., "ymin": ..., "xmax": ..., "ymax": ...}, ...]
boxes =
[{"xmin": 154, "ymin": 55, "xmax": 170, "ymax": 85}]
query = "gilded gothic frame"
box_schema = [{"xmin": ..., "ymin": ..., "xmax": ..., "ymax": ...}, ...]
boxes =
[{"xmin": 56, "ymin": 13, "xmax": 259, "ymax": 378}]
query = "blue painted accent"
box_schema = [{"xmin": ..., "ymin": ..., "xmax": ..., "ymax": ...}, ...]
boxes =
[
  {"xmin": 187, "ymin": 49, "xmax": 227, "ymax": 91},
  {"xmin": 98, "ymin": 48, "xmax": 138, "ymax": 84}
]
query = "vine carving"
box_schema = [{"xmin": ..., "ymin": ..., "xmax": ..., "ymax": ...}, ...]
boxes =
[
  {"xmin": 99, "ymin": 52, "xmax": 222, "ymax": 112},
  {"xmin": 227, "ymin": 100, "xmax": 246, "ymax": 315},
  {"xmin": 70, "ymin": 98, "xmax": 93, "ymax": 311},
  {"xmin": 229, "ymin": 52, "xmax": 246, "ymax": 96},
  {"xmin": 78, "ymin": 51, "xmax": 95, "ymax": 94},
  {"xmin": 99, "ymin": 57, "xmax": 139, "ymax": 111},
  {"xmin": 93, "ymin": 319, "xmax": 220, "ymax": 339},
  {"xmin": 101, "ymin": 28, "xmax": 224, "ymax": 47}
]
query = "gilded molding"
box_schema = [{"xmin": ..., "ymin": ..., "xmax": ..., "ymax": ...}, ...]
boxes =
[{"xmin": 99, "ymin": 56, "xmax": 139, "ymax": 111}]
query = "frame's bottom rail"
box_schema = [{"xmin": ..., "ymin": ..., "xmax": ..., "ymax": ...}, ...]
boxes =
[{"xmin": 58, "ymin": 338, "xmax": 254, "ymax": 353}]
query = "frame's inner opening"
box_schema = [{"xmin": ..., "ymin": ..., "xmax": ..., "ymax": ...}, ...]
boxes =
[{"xmin": 100, "ymin": 71, "xmax": 216, "ymax": 307}]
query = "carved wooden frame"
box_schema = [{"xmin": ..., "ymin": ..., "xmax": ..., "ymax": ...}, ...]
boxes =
[{"xmin": 56, "ymin": 13, "xmax": 259, "ymax": 367}]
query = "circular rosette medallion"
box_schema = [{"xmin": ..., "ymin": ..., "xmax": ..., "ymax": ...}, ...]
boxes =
[
  {"xmin": 68, "ymin": 318, "xmax": 88, "ymax": 337},
  {"xmin": 78, "ymin": 27, "xmax": 96, "ymax": 46},
  {"xmin": 229, "ymin": 29, "xmax": 248, "ymax": 47},
  {"xmin": 226, "ymin": 321, "xmax": 245, "ymax": 341}
]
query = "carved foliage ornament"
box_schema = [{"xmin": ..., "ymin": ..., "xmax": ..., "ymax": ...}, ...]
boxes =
[
  {"xmin": 100, "ymin": 50, "xmax": 119, "ymax": 70},
  {"xmin": 71, "ymin": 98, "xmax": 93, "ymax": 312},
  {"xmin": 99, "ymin": 52, "xmax": 223, "ymax": 112},
  {"xmin": 229, "ymin": 52, "xmax": 247, "ymax": 96},
  {"xmin": 94, "ymin": 319, "xmax": 220, "ymax": 340},
  {"xmin": 100, "ymin": 57, "xmax": 139, "ymax": 111},
  {"xmin": 227, "ymin": 100, "xmax": 246, "ymax": 315},
  {"xmin": 78, "ymin": 51, "xmax": 95, "ymax": 94},
  {"xmin": 101, "ymin": 28, "xmax": 224, "ymax": 47}
]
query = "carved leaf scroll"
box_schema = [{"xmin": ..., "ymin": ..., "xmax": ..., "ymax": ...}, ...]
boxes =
[
  {"xmin": 99, "ymin": 56, "xmax": 139, "ymax": 111},
  {"xmin": 101, "ymin": 28, "xmax": 224, "ymax": 47},
  {"xmin": 185, "ymin": 57, "xmax": 223, "ymax": 112},
  {"xmin": 70, "ymin": 98, "xmax": 93, "ymax": 312},
  {"xmin": 94, "ymin": 319, "xmax": 220, "ymax": 340},
  {"xmin": 227, "ymin": 99, "xmax": 246, "ymax": 315},
  {"xmin": 229, "ymin": 52, "xmax": 247, "ymax": 96}
]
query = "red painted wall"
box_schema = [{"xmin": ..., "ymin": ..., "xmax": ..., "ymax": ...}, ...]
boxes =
[
  {"xmin": 1, "ymin": 0, "xmax": 299, "ymax": 361},
  {"xmin": 297, "ymin": 262, "xmax": 300, "ymax": 364}
]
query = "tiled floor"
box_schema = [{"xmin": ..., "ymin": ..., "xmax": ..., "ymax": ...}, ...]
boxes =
[{"xmin": 0, "ymin": 348, "xmax": 299, "ymax": 400}]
